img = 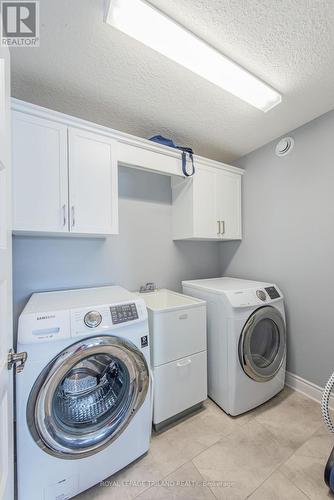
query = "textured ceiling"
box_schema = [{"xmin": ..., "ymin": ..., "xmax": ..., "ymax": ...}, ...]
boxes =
[{"xmin": 9, "ymin": 0, "xmax": 334, "ymax": 162}]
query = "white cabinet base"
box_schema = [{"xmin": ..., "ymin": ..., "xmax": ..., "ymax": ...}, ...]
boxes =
[{"xmin": 153, "ymin": 402, "xmax": 204, "ymax": 432}]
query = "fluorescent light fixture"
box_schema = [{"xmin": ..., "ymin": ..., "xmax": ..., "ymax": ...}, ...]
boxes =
[{"xmin": 105, "ymin": 0, "xmax": 282, "ymax": 112}]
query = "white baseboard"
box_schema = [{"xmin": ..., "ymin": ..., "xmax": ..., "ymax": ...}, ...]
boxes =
[{"xmin": 285, "ymin": 371, "xmax": 334, "ymax": 410}]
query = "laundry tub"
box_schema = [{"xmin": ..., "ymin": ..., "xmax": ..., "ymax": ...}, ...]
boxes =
[{"xmin": 140, "ymin": 289, "xmax": 207, "ymax": 430}]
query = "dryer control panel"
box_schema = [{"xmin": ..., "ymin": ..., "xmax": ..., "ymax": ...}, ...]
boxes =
[
  {"xmin": 227, "ymin": 285, "xmax": 283, "ymax": 308},
  {"xmin": 265, "ymin": 286, "xmax": 280, "ymax": 300}
]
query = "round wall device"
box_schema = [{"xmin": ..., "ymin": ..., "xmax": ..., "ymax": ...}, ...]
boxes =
[{"xmin": 275, "ymin": 136, "xmax": 294, "ymax": 157}]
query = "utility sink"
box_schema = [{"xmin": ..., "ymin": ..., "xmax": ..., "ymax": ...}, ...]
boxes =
[
  {"xmin": 138, "ymin": 288, "xmax": 207, "ymax": 430},
  {"xmin": 139, "ymin": 288, "xmax": 203, "ymax": 311}
]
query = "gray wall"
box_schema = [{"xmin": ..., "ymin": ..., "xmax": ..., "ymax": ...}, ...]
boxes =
[
  {"xmin": 220, "ymin": 110, "xmax": 334, "ymax": 387},
  {"xmin": 13, "ymin": 166, "xmax": 221, "ymax": 335}
]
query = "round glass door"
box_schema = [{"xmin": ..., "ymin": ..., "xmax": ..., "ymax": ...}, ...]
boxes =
[
  {"xmin": 239, "ymin": 306, "xmax": 286, "ymax": 382},
  {"xmin": 27, "ymin": 336, "xmax": 149, "ymax": 459}
]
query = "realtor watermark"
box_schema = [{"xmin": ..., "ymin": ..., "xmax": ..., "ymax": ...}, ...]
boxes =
[
  {"xmin": 1, "ymin": 1, "xmax": 39, "ymax": 46},
  {"xmin": 100, "ymin": 479, "xmax": 234, "ymax": 488}
]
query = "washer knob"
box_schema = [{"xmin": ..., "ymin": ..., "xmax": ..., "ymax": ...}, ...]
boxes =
[
  {"xmin": 256, "ymin": 290, "xmax": 267, "ymax": 302},
  {"xmin": 84, "ymin": 310, "xmax": 102, "ymax": 328}
]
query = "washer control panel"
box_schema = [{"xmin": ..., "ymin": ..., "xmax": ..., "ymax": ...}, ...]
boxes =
[
  {"xmin": 71, "ymin": 299, "xmax": 146, "ymax": 337},
  {"xmin": 110, "ymin": 303, "xmax": 138, "ymax": 324}
]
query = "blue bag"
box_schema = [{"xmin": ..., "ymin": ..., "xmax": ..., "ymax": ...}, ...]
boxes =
[{"xmin": 149, "ymin": 135, "xmax": 195, "ymax": 177}]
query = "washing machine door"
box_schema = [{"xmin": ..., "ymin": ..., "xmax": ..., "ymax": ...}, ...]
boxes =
[
  {"xmin": 27, "ymin": 335, "xmax": 150, "ymax": 459},
  {"xmin": 239, "ymin": 306, "xmax": 286, "ymax": 382}
]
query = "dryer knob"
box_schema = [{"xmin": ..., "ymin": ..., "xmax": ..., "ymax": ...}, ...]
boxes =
[
  {"xmin": 84, "ymin": 311, "xmax": 102, "ymax": 328},
  {"xmin": 256, "ymin": 290, "xmax": 267, "ymax": 302}
]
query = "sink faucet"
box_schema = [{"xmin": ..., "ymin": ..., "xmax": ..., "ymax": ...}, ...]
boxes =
[{"xmin": 139, "ymin": 282, "xmax": 157, "ymax": 293}]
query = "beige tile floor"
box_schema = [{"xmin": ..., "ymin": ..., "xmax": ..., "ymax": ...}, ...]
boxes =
[{"xmin": 76, "ymin": 388, "xmax": 334, "ymax": 500}]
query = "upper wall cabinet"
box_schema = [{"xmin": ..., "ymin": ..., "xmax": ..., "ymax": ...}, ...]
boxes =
[
  {"xmin": 172, "ymin": 165, "xmax": 242, "ymax": 241},
  {"xmin": 11, "ymin": 99, "xmax": 244, "ymax": 240},
  {"xmin": 68, "ymin": 128, "xmax": 118, "ymax": 235},
  {"xmin": 12, "ymin": 112, "xmax": 118, "ymax": 236},
  {"xmin": 12, "ymin": 112, "xmax": 68, "ymax": 233}
]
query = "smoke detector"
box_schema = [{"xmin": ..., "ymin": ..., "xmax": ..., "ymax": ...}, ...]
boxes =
[{"xmin": 275, "ymin": 136, "xmax": 294, "ymax": 157}]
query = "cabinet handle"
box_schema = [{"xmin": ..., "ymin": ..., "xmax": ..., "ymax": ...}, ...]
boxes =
[
  {"xmin": 71, "ymin": 206, "xmax": 75, "ymax": 227},
  {"xmin": 177, "ymin": 359, "xmax": 192, "ymax": 368},
  {"xmin": 217, "ymin": 220, "xmax": 221, "ymax": 235},
  {"xmin": 62, "ymin": 204, "xmax": 67, "ymax": 227},
  {"xmin": 221, "ymin": 220, "xmax": 225, "ymax": 235}
]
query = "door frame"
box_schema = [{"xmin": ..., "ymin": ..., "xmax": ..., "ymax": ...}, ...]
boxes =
[{"xmin": 0, "ymin": 45, "xmax": 14, "ymax": 500}]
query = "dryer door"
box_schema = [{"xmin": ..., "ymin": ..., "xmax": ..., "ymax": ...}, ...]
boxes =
[
  {"xmin": 27, "ymin": 336, "xmax": 149, "ymax": 459},
  {"xmin": 239, "ymin": 306, "xmax": 286, "ymax": 382}
]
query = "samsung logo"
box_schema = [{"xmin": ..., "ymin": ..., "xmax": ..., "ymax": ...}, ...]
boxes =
[{"xmin": 36, "ymin": 314, "xmax": 55, "ymax": 320}]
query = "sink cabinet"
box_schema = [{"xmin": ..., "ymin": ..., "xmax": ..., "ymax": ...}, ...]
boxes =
[{"xmin": 140, "ymin": 289, "xmax": 207, "ymax": 430}]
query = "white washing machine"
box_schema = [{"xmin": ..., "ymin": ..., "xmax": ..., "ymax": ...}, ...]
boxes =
[
  {"xmin": 182, "ymin": 277, "xmax": 286, "ymax": 415},
  {"xmin": 16, "ymin": 286, "xmax": 152, "ymax": 500}
]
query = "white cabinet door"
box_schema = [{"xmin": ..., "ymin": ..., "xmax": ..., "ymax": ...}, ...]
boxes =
[
  {"xmin": 172, "ymin": 165, "xmax": 242, "ymax": 240},
  {"xmin": 193, "ymin": 166, "xmax": 219, "ymax": 239},
  {"xmin": 216, "ymin": 170, "xmax": 242, "ymax": 240},
  {"xmin": 12, "ymin": 112, "xmax": 68, "ymax": 232},
  {"xmin": 68, "ymin": 128, "xmax": 118, "ymax": 235},
  {"xmin": 153, "ymin": 351, "xmax": 207, "ymax": 425}
]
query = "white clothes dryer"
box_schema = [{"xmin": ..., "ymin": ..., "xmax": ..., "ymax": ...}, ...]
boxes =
[
  {"xmin": 16, "ymin": 286, "xmax": 152, "ymax": 500},
  {"xmin": 182, "ymin": 277, "xmax": 286, "ymax": 415}
]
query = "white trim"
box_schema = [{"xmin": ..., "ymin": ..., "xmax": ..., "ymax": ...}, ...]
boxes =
[
  {"xmin": 11, "ymin": 98, "xmax": 244, "ymax": 177},
  {"xmin": 285, "ymin": 371, "xmax": 334, "ymax": 410}
]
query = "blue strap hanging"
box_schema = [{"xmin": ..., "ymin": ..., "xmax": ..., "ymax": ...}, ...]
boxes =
[
  {"xmin": 149, "ymin": 135, "xmax": 195, "ymax": 177},
  {"xmin": 180, "ymin": 149, "xmax": 195, "ymax": 177}
]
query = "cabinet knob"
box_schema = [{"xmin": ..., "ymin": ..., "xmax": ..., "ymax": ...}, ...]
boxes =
[
  {"xmin": 217, "ymin": 221, "xmax": 221, "ymax": 235},
  {"xmin": 221, "ymin": 220, "xmax": 225, "ymax": 235}
]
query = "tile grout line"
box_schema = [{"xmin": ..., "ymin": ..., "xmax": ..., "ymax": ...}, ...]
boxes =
[
  {"xmin": 247, "ymin": 413, "xmax": 326, "ymax": 499},
  {"xmin": 191, "ymin": 456, "xmax": 220, "ymax": 499},
  {"xmin": 133, "ymin": 456, "xmax": 214, "ymax": 500},
  {"xmin": 277, "ymin": 422, "xmax": 327, "ymax": 500},
  {"xmin": 121, "ymin": 392, "xmax": 324, "ymax": 500},
  {"xmin": 247, "ymin": 418, "xmax": 322, "ymax": 498},
  {"xmin": 244, "ymin": 458, "xmax": 310, "ymax": 500},
  {"xmin": 191, "ymin": 414, "xmax": 317, "ymax": 500},
  {"xmin": 133, "ymin": 402, "xmax": 243, "ymax": 499},
  {"xmin": 132, "ymin": 435, "xmax": 215, "ymax": 500}
]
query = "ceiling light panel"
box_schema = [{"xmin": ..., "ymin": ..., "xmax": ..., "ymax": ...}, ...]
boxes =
[{"xmin": 105, "ymin": 0, "xmax": 282, "ymax": 112}]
